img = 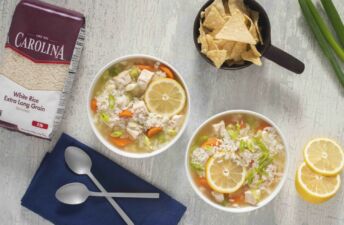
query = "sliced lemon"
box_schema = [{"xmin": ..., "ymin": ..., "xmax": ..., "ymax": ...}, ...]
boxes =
[
  {"xmin": 144, "ymin": 78, "xmax": 186, "ymax": 117},
  {"xmin": 295, "ymin": 162, "xmax": 340, "ymax": 204},
  {"xmin": 304, "ymin": 138, "xmax": 344, "ymax": 176},
  {"xmin": 206, "ymin": 156, "xmax": 246, "ymax": 193}
]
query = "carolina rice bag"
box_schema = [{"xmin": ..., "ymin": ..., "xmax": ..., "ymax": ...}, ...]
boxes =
[{"xmin": 0, "ymin": 0, "xmax": 85, "ymax": 139}]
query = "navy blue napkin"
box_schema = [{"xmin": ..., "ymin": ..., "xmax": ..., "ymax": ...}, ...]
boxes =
[{"xmin": 21, "ymin": 133, "xmax": 186, "ymax": 225}]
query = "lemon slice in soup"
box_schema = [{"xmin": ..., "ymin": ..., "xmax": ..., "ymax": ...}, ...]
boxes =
[
  {"xmin": 304, "ymin": 138, "xmax": 344, "ymax": 176},
  {"xmin": 145, "ymin": 78, "xmax": 186, "ymax": 117},
  {"xmin": 206, "ymin": 156, "xmax": 246, "ymax": 193},
  {"xmin": 296, "ymin": 163, "xmax": 340, "ymax": 204}
]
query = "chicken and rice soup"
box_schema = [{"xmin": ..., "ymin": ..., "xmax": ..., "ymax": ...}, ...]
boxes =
[
  {"xmin": 91, "ymin": 59, "xmax": 188, "ymax": 153},
  {"xmin": 188, "ymin": 113, "xmax": 286, "ymax": 208}
]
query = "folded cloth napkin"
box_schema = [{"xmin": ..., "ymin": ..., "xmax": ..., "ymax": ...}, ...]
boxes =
[{"xmin": 21, "ymin": 133, "xmax": 186, "ymax": 225}]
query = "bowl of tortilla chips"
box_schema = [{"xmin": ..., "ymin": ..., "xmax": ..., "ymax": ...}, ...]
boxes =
[
  {"xmin": 194, "ymin": 0, "xmax": 305, "ymax": 74},
  {"xmin": 194, "ymin": 0, "xmax": 265, "ymax": 69}
]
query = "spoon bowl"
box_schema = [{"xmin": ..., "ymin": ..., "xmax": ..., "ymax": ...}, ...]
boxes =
[
  {"xmin": 65, "ymin": 146, "xmax": 92, "ymax": 175},
  {"xmin": 56, "ymin": 183, "xmax": 89, "ymax": 205}
]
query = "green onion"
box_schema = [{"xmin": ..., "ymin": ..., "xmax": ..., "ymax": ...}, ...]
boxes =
[
  {"xmin": 299, "ymin": 0, "xmax": 344, "ymax": 88},
  {"xmin": 320, "ymin": 0, "xmax": 344, "ymax": 48},
  {"xmin": 246, "ymin": 169, "xmax": 256, "ymax": 184},
  {"xmin": 143, "ymin": 135, "xmax": 152, "ymax": 147},
  {"xmin": 228, "ymin": 129, "xmax": 239, "ymax": 140},
  {"xmin": 190, "ymin": 162, "xmax": 205, "ymax": 171},
  {"xmin": 204, "ymin": 146, "xmax": 213, "ymax": 151},
  {"xmin": 196, "ymin": 135, "xmax": 209, "ymax": 146},
  {"xmin": 304, "ymin": 0, "xmax": 344, "ymax": 61},
  {"xmin": 111, "ymin": 130, "xmax": 123, "ymax": 137},
  {"xmin": 108, "ymin": 95, "xmax": 115, "ymax": 110}
]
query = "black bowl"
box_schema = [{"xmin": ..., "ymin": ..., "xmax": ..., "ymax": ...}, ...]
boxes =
[{"xmin": 193, "ymin": 0, "xmax": 305, "ymax": 74}]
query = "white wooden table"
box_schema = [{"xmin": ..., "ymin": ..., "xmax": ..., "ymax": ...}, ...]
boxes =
[{"xmin": 1, "ymin": 0, "xmax": 344, "ymax": 224}]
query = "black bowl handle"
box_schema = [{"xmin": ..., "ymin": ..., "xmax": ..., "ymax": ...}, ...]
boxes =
[{"xmin": 263, "ymin": 45, "xmax": 305, "ymax": 74}]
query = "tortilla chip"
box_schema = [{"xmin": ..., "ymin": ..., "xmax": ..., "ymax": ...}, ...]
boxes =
[
  {"xmin": 215, "ymin": 10, "xmax": 257, "ymax": 44},
  {"xmin": 205, "ymin": 0, "xmax": 227, "ymax": 18},
  {"xmin": 228, "ymin": 0, "xmax": 248, "ymax": 15},
  {"xmin": 228, "ymin": 42, "xmax": 247, "ymax": 61},
  {"xmin": 200, "ymin": 11, "xmax": 205, "ymax": 19},
  {"xmin": 206, "ymin": 34, "xmax": 218, "ymax": 51},
  {"xmin": 206, "ymin": 50, "xmax": 227, "ymax": 68},
  {"xmin": 198, "ymin": 22, "xmax": 209, "ymax": 53},
  {"xmin": 203, "ymin": 6, "xmax": 225, "ymax": 30},
  {"xmin": 243, "ymin": 14, "xmax": 259, "ymax": 42},
  {"xmin": 241, "ymin": 45, "xmax": 262, "ymax": 65},
  {"xmin": 249, "ymin": 44, "xmax": 261, "ymax": 57},
  {"xmin": 251, "ymin": 10, "xmax": 263, "ymax": 44},
  {"xmin": 242, "ymin": 51, "xmax": 262, "ymax": 65}
]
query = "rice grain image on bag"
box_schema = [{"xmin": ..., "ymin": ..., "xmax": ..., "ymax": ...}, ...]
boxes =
[{"xmin": 0, "ymin": 0, "xmax": 85, "ymax": 139}]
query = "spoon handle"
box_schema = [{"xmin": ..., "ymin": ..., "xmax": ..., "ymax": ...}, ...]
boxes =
[
  {"xmin": 88, "ymin": 172, "xmax": 134, "ymax": 225},
  {"xmin": 90, "ymin": 192, "xmax": 160, "ymax": 199}
]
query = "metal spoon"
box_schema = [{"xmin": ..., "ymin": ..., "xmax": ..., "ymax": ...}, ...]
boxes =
[
  {"xmin": 64, "ymin": 146, "xmax": 134, "ymax": 225},
  {"xmin": 56, "ymin": 182, "xmax": 160, "ymax": 205}
]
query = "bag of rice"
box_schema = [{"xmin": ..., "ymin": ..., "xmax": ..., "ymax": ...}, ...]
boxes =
[{"xmin": 0, "ymin": 0, "xmax": 85, "ymax": 139}]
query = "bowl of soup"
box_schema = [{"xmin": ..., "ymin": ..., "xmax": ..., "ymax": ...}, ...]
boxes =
[
  {"xmin": 88, "ymin": 55, "xmax": 190, "ymax": 158},
  {"xmin": 185, "ymin": 110, "xmax": 288, "ymax": 212}
]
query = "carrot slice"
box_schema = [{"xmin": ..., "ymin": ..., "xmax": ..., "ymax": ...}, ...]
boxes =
[
  {"xmin": 119, "ymin": 110, "xmax": 133, "ymax": 118},
  {"xmin": 256, "ymin": 121, "xmax": 270, "ymax": 131},
  {"xmin": 201, "ymin": 137, "xmax": 220, "ymax": 148},
  {"xmin": 137, "ymin": 64, "xmax": 155, "ymax": 71},
  {"xmin": 91, "ymin": 98, "xmax": 97, "ymax": 112},
  {"xmin": 109, "ymin": 137, "xmax": 133, "ymax": 148},
  {"xmin": 159, "ymin": 65, "xmax": 174, "ymax": 79},
  {"xmin": 147, "ymin": 127, "xmax": 163, "ymax": 138},
  {"xmin": 198, "ymin": 177, "xmax": 208, "ymax": 186}
]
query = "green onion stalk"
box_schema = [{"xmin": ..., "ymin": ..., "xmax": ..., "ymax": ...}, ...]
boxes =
[{"xmin": 299, "ymin": 0, "xmax": 344, "ymax": 88}]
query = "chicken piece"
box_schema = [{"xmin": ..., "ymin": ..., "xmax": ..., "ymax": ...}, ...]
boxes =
[
  {"xmin": 116, "ymin": 95, "xmax": 129, "ymax": 108},
  {"xmin": 126, "ymin": 121, "xmax": 143, "ymax": 140},
  {"xmin": 244, "ymin": 190, "xmax": 261, "ymax": 205},
  {"xmin": 137, "ymin": 69, "xmax": 154, "ymax": 91},
  {"xmin": 132, "ymin": 100, "xmax": 148, "ymax": 115},
  {"xmin": 211, "ymin": 191, "xmax": 225, "ymax": 203},
  {"xmin": 212, "ymin": 120, "xmax": 228, "ymax": 138},
  {"xmin": 168, "ymin": 115, "xmax": 184, "ymax": 129},
  {"xmin": 125, "ymin": 83, "xmax": 142, "ymax": 96},
  {"xmin": 114, "ymin": 70, "xmax": 132, "ymax": 88}
]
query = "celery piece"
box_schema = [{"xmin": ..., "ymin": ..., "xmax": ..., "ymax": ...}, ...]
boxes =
[
  {"xmin": 157, "ymin": 133, "xmax": 166, "ymax": 143},
  {"xmin": 108, "ymin": 64, "xmax": 123, "ymax": 76},
  {"xmin": 129, "ymin": 66, "xmax": 140, "ymax": 79},
  {"xmin": 167, "ymin": 129, "xmax": 177, "ymax": 137},
  {"xmin": 99, "ymin": 112, "xmax": 110, "ymax": 123}
]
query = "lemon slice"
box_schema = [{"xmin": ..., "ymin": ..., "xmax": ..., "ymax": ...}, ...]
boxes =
[
  {"xmin": 295, "ymin": 163, "xmax": 340, "ymax": 204},
  {"xmin": 144, "ymin": 78, "xmax": 186, "ymax": 117},
  {"xmin": 206, "ymin": 156, "xmax": 246, "ymax": 193},
  {"xmin": 304, "ymin": 138, "xmax": 344, "ymax": 176}
]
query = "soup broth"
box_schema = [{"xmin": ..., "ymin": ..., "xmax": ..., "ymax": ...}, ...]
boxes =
[
  {"xmin": 188, "ymin": 113, "xmax": 285, "ymax": 208},
  {"xmin": 91, "ymin": 58, "xmax": 188, "ymax": 153}
]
